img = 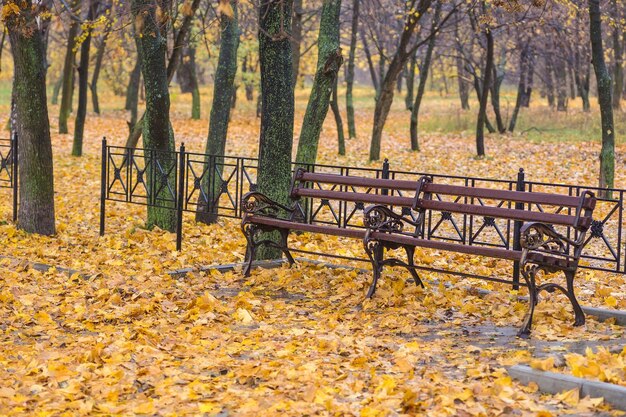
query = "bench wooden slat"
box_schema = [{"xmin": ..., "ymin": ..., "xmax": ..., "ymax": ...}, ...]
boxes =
[
  {"xmin": 369, "ymin": 231, "xmax": 522, "ymax": 261},
  {"xmin": 299, "ymin": 172, "xmax": 418, "ymax": 191},
  {"xmin": 417, "ymin": 199, "xmax": 591, "ymax": 229},
  {"xmin": 247, "ymin": 215, "xmax": 366, "ymax": 238},
  {"xmin": 424, "ymin": 183, "xmax": 593, "ymax": 209},
  {"xmin": 294, "ymin": 188, "xmax": 415, "ymax": 207}
]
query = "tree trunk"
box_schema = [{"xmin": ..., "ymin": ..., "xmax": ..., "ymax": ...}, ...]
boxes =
[
  {"xmin": 51, "ymin": 76, "xmax": 62, "ymax": 105},
  {"xmin": 454, "ymin": 17, "xmax": 470, "ymax": 110},
  {"xmin": 58, "ymin": 12, "xmax": 80, "ymax": 134},
  {"xmin": 555, "ymin": 57, "xmax": 568, "ymax": 112},
  {"xmin": 7, "ymin": 0, "xmax": 56, "ymax": 235},
  {"xmin": 522, "ymin": 49, "xmax": 534, "ymax": 107},
  {"xmin": 72, "ymin": 1, "xmax": 95, "ymax": 156},
  {"xmin": 360, "ymin": 30, "xmax": 379, "ymax": 94},
  {"xmin": 410, "ymin": 2, "xmax": 440, "ymax": 151},
  {"xmin": 369, "ymin": 0, "xmax": 435, "ymax": 160},
  {"xmin": 291, "ymin": 0, "xmax": 303, "ymax": 86},
  {"xmin": 125, "ymin": 50, "xmax": 142, "ymax": 132},
  {"xmin": 295, "ymin": 0, "xmax": 343, "ymax": 166},
  {"xmin": 589, "ymin": 0, "xmax": 615, "ymax": 196},
  {"xmin": 612, "ymin": 0, "xmax": 623, "ymax": 110},
  {"xmin": 257, "ymin": 0, "xmax": 294, "ymax": 259},
  {"xmin": 331, "ymin": 77, "xmax": 345, "ymax": 155},
  {"xmin": 133, "ymin": 0, "xmax": 176, "ymax": 232},
  {"xmin": 490, "ymin": 49, "xmax": 506, "ymax": 133},
  {"xmin": 196, "ymin": 0, "xmax": 239, "ymax": 225},
  {"xmin": 346, "ymin": 0, "xmax": 359, "ymax": 139},
  {"xmin": 90, "ymin": 28, "xmax": 110, "ymax": 114},
  {"xmin": 509, "ymin": 41, "xmax": 529, "ymax": 132},
  {"xmin": 178, "ymin": 43, "xmax": 201, "ymax": 119},
  {"xmin": 545, "ymin": 54, "xmax": 556, "ymax": 108},
  {"xmin": 405, "ymin": 51, "xmax": 417, "ymax": 110},
  {"xmin": 476, "ymin": 26, "xmax": 493, "ymax": 157}
]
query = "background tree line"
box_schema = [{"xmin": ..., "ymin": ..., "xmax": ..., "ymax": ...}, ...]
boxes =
[{"xmin": 1, "ymin": 0, "xmax": 620, "ymax": 254}]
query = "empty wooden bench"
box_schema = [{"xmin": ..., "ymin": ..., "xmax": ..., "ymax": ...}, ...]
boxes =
[{"xmin": 362, "ymin": 176, "xmax": 596, "ymax": 336}]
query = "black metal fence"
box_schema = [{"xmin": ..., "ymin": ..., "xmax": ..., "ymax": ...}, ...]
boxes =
[
  {"xmin": 100, "ymin": 138, "xmax": 626, "ymax": 281},
  {"xmin": 0, "ymin": 133, "xmax": 18, "ymax": 222}
]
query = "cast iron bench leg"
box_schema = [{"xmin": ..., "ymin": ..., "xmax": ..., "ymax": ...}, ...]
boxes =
[{"xmin": 404, "ymin": 245, "xmax": 424, "ymax": 288}]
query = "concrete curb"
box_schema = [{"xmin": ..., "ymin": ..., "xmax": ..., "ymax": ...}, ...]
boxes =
[{"xmin": 508, "ymin": 365, "xmax": 626, "ymax": 410}]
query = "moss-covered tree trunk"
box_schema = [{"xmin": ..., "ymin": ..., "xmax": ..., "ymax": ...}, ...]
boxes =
[
  {"xmin": 132, "ymin": 0, "xmax": 176, "ymax": 232},
  {"xmin": 72, "ymin": 0, "xmax": 95, "ymax": 157},
  {"xmin": 331, "ymin": 77, "xmax": 345, "ymax": 155},
  {"xmin": 345, "ymin": 0, "xmax": 359, "ymax": 139},
  {"xmin": 196, "ymin": 0, "xmax": 239, "ymax": 225},
  {"xmin": 58, "ymin": 9, "xmax": 79, "ymax": 134},
  {"xmin": 409, "ymin": 2, "xmax": 440, "ymax": 151},
  {"xmin": 257, "ymin": 0, "xmax": 294, "ymax": 259},
  {"xmin": 7, "ymin": 0, "xmax": 56, "ymax": 235},
  {"xmin": 295, "ymin": 0, "xmax": 342, "ymax": 166},
  {"xmin": 291, "ymin": 0, "xmax": 303, "ymax": 86},
  {"xmin": 589, "ymin": 0, "xmax": 615, "ymax": 197}
]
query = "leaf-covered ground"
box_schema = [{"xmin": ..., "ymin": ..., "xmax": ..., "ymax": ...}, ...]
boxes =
[{"xmin": 1, "ymin": 91, "xmax": 626, "ymax": 415}]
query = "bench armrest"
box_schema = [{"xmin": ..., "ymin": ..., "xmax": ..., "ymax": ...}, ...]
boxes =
[
  {"xmin": 363, "ymin": 204, "xmax": 422, "ymax": 234},
  {"xmin": 520, "ymin": 221, "xmax": 585, "ymax": 257},
  {"xmin": 242, "ymin": 191, "xmax": 304, "ymax": 221}
]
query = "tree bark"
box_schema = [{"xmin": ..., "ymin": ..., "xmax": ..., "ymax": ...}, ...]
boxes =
[
  {"xmin": 133, "ymin": 0, "xmax": 176, "ymax": 232},
  {"xmin": 291, "ymin": 0, "xmax": 303, "ymax": 86},
  {"xmin": 58, "ymin": 8, "xmax": 80, "ymax": 134},
  {"xmin": 90, "ymin": 25, "xmax": 110, "ymax": 114},
  {"xmin": 490, "ymin": 50, "xmax": 506, "ymax": 133},
  {"xmin": 331, "ymin": 77, "xmax": 345, "ymax": 155},
  {"xmin": 295, "ymin": 0, "xmax": 343, "ymax": 166},
  {"xmin": 410, "ymin": 1, "xmax": 440, "ymax": 151},
  {"xmin": 476, "ymin": 25, "xmax": 493, "ymax": 157},
  {"xmin": 196, "ymin": 0, "xmax": 239, "ymax": 225},
  {"xmin": 72, "ymin": 0, "xmax": 95, "ymax": 156},
  {"xmin": 612, "ymin": 0, "xmax": 622, "ymax": 110},
  {"xmin": 360, "ymin": 29, "xmax": 379, "ymax": 94},
  {"xmin": 7, "ymin": 0, "xmax": 56, "ymax": 235},
  {"xmin": 178, "ymin": 43, "xmax": 201, "ymax": 119},
  {"xmin": 257, "ymin": 0, "xmax": 295, "ymax": 259},
  {"xmin": 346, "ymin": 0, "xmax": 359, "ymax": 139},
  {"xmin": 125, "ymin": 48, "xmax": 142, "ymax": 132},
  {"xmin": 589, "ymin": 0, "xmax": 615, "ymax": 196},
  {"xmin": 454, "ymin": 16, "xmax": 470, "ymax": 110},
  {"xmin": 405, "ymin": 51, "xmax": 417, "ymax": 110},
  {"xmin": 509, "ymin": 41, "xmax": 529, "ymax": 132}
]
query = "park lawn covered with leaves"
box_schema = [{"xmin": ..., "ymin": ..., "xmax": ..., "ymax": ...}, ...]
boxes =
[{"xmin": 2, "ymin": 93, "xmax": 626, "ymax": 415}]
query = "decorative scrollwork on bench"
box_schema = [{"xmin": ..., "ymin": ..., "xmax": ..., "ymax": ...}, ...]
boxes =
[
  {"xmin": 242, "ymin": 191, "xmax": 301, "ymax": 219},
  {"xmin": 363, "ymin": 204, "xmax": 421, "ymax": 234}
]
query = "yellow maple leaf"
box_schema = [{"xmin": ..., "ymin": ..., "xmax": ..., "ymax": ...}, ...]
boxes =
[{"xmin": 530, "ymin": 356, "xmax": 555, "ymax": 371}]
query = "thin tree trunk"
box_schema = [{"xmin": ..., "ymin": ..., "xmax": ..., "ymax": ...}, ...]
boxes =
[
  {"xmin": 7, "ymin": 0, "xmax": 56, "ymax": 235},
  {"xmin": 59, "ymin": 11, "xmax": 80, "ymax": 134},
  {"xmin": 490, "ymin": 50, "xmax": 506, "ymax": 133},
  {"xmin": 256, "ymin": 0, "xmax": 295, "ymax": 259},
  {"xmin": 454, "ymin": 17, "xmax": 470, "ymax": 110},
  {"xmin": 410, "ymin": 2, "xmax": 440, "ymax": 151},
  {"xmin": 509, "ymin": 41, "xmax": 528, "ymax": 132},
  {"xmin": 51, "ymin": 76, "xmax": 62, "ymax": 105},
  {"xmin": 90, "ymin": 28, "xmax": 110, "ymax": 114},
  {"xmin": 132, "ymin": 0, "xmax": 176, "ymax": 232},
  {"xmin": 476, "ymin": 26, "xmax": 493, "ymax": 157},
  {"xmin": 555, "ymin": 57, "xmax": 568, "ymax": 111},
  {"xmin": 589, "ymin": 0, "xmax": 615, "ymax": 196},
  {"xmin": 345, "ymin": 0, "xmax": 359, "ymax": 139},
  {"xmin": 405, "ymin": 51, "xmax": 417, "ymax": 110},
  {"xmin": 360, "ymin": 30, "xmax": 379, "ymax": 94},
  {"xmin": 196, "ymin": 0, "xmax": 239, "ymax": 225},
  {"xmin": 331, "ymin": 77, "xmax": 345, "ymax": 155},
  {"xmin": 295, "ymin": 0, "xmax": 343, "ymax": 166},
  {"xmin": 545, "ymin": 54, "xmax": 556, "ymax": 108},
  {"xmin": 612, "ymin": 0, "xmax": 622, "ymax": 110},
  {"xmin": 72, "ymin": 0, "xmax": 95, "ymax": 156}
]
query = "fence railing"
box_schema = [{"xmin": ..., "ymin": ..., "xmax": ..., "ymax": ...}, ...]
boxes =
[
  {"xmin": 0, "ymin": 133, "xmax": 18, "ymax": 222},
  {"xmin": 99, "ymin": 138, "xmax": 626, "ymax": 284}
]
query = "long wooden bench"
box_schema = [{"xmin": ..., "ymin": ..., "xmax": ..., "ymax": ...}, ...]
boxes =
[
  {"xmin": 362, "ymin": 176, "xmax": 596, "ymax": 336},
  {"xmin": 241, "ymin": 169, "xmax": 596, "ymax": 336}
]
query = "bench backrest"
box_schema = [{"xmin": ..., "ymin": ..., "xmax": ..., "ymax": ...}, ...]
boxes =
[
  {"xmin": 289, "ymin": 168, "xmax": 596, "ymax": 232},
  {"xmin": 414, "ymin": 180, "xmax": 596, "ymax": 231}
]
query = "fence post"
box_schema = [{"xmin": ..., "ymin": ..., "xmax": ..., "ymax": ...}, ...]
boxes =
[
  {"xmin": 381, "ymin": 158, "xmax": 390, "ymax": 196},
  {"xmin": 512, "ymin": 168, "xmax": 525, "ymax": 290},
  {"xmin": 12, "ymin": 131, "xmax": 18, "ymax": 223},
  {"xmin": 176, "ymin": 143, "xmax": 186, "ymax": 251},
  {"xmin": 100, "ymin": 137, "xmax": 107, "ymax": 236}
]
